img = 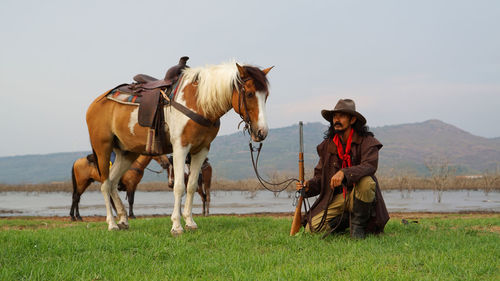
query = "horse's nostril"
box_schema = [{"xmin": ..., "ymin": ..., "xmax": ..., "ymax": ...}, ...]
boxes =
[{"xmin": 257, "ymin": 129, "xmax": 267, "ymax": 139}]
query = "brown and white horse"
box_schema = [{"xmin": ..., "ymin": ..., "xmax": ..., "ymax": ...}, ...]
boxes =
[
  {"xmin": 86, "ymin": 62, "xmax": 272, "ymax": 234},
  {"xmin": 70, "ymin": 154, "xmax": 169, "ymax": 220}
]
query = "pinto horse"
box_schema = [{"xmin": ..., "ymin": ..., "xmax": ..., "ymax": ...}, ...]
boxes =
[
  {"xmin": 86, "ymin": 62, "xmax": 272, "ymax": 233},
  {"xmin": 70, "ymin": 154, "xmax": 169, "ymax": 220},
  {"xmin": 167, "ymin": 157, "xmax": 212, "ymax": 216}
]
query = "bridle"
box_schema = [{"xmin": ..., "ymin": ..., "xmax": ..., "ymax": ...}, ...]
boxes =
[
  {"xmin": 236, "ymin": 76, "xmax": 253, "ymax": 134},
  {"xmin": 236, "ymin": 76, "xmax": 300, "ymax": 193}
]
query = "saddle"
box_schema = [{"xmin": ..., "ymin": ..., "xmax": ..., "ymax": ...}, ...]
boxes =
[{"xmin": 112, "ymin": 56, "xmax": 190, "ymax": 155}]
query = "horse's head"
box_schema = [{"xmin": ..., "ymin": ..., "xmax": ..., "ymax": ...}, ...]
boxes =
[
  {"xmin": 233, "ymin": 64, "xmax": 273, "ymax": 142},
  {"xmin": 153, "ymin": 155, "xmax": 171, "ymax": 170}
]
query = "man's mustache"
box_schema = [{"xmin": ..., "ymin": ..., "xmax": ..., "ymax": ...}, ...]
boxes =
[{"xmin": 334, "ymin": 122, "xmax": 342, "ymax": 127}]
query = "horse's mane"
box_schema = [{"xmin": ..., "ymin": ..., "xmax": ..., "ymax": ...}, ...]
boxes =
[{"xmin": 181, "ymin": 61, "xmax": 268, "ymax": 118}]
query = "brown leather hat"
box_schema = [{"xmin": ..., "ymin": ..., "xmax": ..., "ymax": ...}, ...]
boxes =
[
  {"xmin": 321, "ymin": 99, "xmax": 366, "ymax": 125},
  {"xmin": 164, "ymin": 56, "xmax": 189, "ymax": 84}
]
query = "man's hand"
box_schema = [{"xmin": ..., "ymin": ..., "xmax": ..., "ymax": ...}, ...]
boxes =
[
  {"xmin": 296, "ymin": 181, "xmax": 309, "ymax": 192},
  {"xmin": 330, "ymin": 170, "xmax": 345, "ymax": 189}
]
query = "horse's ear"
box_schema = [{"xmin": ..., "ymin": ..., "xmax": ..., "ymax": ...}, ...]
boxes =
[
  {"xmin": 262, "ymin": 66, "xmax": 274, "ymax": 75},
  {"xmin": 236, "ymin": 63, "xmax": 247, "ymax": 78}
]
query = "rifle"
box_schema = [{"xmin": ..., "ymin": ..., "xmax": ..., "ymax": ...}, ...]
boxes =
[{"xmin": 290, "ymin": 121, "xmax": 304, "ymax": 236}]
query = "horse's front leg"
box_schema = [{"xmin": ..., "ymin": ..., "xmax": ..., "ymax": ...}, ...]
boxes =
[
  {"xmin": 171, "ymin": 148, "xmax": 189, "ymax": 236},
  {"xmin": 183, "ymin": 148, "xmax": 209, "ymax": 230}
]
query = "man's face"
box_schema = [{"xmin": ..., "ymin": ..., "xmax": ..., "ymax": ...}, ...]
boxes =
[{"xmin": 332, "ymin": 112, "xmax": 356, "ymax": 134}]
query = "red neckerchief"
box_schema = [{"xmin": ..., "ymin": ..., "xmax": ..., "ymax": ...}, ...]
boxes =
[{"xmin": 332, "ymin": 128, "xmax": 354, "ymax": 199}]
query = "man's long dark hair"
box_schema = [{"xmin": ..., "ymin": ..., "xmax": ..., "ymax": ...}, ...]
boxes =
[{"xmin": 323, "ymin": 119, "xmax": 374, "ymax": 140}]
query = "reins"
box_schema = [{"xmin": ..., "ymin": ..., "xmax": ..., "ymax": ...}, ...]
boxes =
[
  {"xmin": 236, "ymin": 77, "xmax": 300, "ymax": 193},
  {"xmin": 248, "ymin": 142, "xmax": 299, "ymax": 193}
]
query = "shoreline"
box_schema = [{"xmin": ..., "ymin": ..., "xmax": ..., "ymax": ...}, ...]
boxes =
[{"xmin": 2, "ymin": 211, "xmax": 499, "ymax": 221}]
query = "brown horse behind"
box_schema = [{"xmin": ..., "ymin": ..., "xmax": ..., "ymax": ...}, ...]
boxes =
[
  {"xmin": 70, "ymin": 154, "xmax": 169, "ymax": 220},
  {"xmin": 167, "ymin": 157, "xmax": 212, "ymax": 216}
]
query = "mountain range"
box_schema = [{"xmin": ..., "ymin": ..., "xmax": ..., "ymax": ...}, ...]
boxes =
[{"xmin": 1, "ymin": 119, "xmax": 499, "ymax": 184}]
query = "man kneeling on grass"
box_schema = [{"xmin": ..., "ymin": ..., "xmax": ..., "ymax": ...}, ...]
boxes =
[{"xmin": 296, "ymin": 99, "xmax": 389, "ymax": 239}]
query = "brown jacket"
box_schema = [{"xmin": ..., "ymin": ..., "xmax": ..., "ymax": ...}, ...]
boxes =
[{"xmin": 303, "ymin": 131, "xmax": 389, "ymax": 233}]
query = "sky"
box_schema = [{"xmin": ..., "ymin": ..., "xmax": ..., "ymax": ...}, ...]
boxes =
[{"xmin": 1, "ymin": 0, "xmax": 499, "ymax": 157}]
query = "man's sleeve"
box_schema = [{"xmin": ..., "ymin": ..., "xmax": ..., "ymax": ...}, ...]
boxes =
[
  {"xmin": 342, "ymin": 136, "xmax": 382, "ymax": 186},
  {"xmin": 304, "ymin": 142, "xmax": 325, "ymax": 197}
]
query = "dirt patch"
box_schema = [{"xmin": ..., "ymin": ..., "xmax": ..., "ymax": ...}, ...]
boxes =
[
  {"xmin": 389, "ymin": 212, "xmax": 500, "ymax": 220},
  {"xmin": 470, "ymin": 225, "xmax": 500, "ymax": 234}
]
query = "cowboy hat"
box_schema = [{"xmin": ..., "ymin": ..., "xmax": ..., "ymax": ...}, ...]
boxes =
[{"xmin": 321, "ymin": 99, "xmax": 366, "ymax": 125}]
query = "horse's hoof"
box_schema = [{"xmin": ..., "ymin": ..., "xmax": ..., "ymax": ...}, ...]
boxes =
[
  {"xmin": 70, "ymin": 216, "xmax": 76, "ymax": 221},
  {"xmin": 118, "ymin": 222, "xmax": 129, "ymax": 230},
  {"xmin": 171, "ymin": 228, "xmax": 184, "ymax": 237},
  {"xmin": 77, "ymin": 217, "xmax": 83, "ymax": 221},
  {"xmin": 108, "ymin": 224, "xmax": 120, "ymax": 231},
  {"xmin": 129, "ymin": 215, "xmax": 136, "ymax": 219},
  {"xmin": 185, "ymin": 224, "xmax": 198, "ymax": 231}
]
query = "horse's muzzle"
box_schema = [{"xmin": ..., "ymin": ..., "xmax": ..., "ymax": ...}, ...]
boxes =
[{"xmin": 251, "ymin": 128, "xmax": 268, "ymax": 142}]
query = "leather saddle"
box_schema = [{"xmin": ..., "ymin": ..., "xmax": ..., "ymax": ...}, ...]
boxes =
[
  {"xmin": 110, "ymin": 56, "xmax": 189, "ymax": 155},
  {"xmin": 115, "ymin": 56, "xmax": 189, "ymax": 128}
]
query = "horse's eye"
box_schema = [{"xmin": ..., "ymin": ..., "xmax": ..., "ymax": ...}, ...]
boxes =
[{"xmin": 247, "ymin": 92, "xmax": 254, "ymax": 98}]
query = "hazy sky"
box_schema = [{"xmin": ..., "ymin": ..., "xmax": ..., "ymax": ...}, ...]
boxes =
[{"xmin": 1, "ymin": 0, "xmax": 499, "ymax": 157}]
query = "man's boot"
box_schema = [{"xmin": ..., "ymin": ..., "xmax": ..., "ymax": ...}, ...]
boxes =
[
  {"xmin": 328, "ymin": 212, "xmax": 349, "ymax": 234},
  {"xmin": 350, "ymin": 197, "xmax": 373, "ymax": 239}
]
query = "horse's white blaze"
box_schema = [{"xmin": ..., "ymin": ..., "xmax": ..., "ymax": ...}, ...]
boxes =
[
  {"xmin": 128, "ymin": 108, "xmax": 139, "ymax": 135},
  {"xmin": 256, "ymin": 91, "xmax": 269, "ymax": 136}
]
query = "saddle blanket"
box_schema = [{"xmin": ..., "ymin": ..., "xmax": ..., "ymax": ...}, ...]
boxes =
[{"xmin": 106, "ymin": 89, "xmax": 142, "ymax": 105}]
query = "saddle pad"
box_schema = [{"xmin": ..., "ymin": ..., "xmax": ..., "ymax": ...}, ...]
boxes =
[{"xmin": 106, "ymin": 89, "xmax": 142, "ymax": 106}]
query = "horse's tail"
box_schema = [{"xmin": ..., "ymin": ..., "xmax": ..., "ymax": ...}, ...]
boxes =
[{"xmin": 71, "ymin": 160, "xmax": 78, "ymax": 195}]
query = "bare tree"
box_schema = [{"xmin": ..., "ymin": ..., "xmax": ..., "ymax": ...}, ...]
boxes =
[
  {"xmin": 482, "ymin": 164, "xmax": 500, "ymax": 195},
  {"xmin": 425, "ymin": 158, "xmax": 456, "ymax": 203}
]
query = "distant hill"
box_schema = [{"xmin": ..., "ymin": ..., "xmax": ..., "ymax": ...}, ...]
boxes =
[
  {"xmin": 0, "ymin": 120, "xmax": 499, "ymax": 184},
  {"xmin": 373, "ymin": 119, "xmax": 500, "ymax": 175}
]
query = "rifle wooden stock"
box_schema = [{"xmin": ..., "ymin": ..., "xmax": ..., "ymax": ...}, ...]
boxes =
[{"xmin": 290, "ymin": 122, "xmax": 304, "ymax": 236}]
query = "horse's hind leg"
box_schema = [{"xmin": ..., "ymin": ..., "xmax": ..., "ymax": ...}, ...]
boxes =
[
  {"xmin": 108, "ymin": 151, "xmax": 138, "ymax": 230},
  {"xmin": 127, "ymin": 190, "xmax": 136, "ymax": 219},
  {"xmin": 70, "ymin": 192, "xmax": 83, "ymax": 221},
  {"xmin": 204, "ymin": 166, "xmax": 212, "ymax": 216},
  {"xmin": 70, "ymin": 193, "xmax": 78, "ymax": 221},
  {"xmin": 183, "ymin": 148, "xmax": 209, "ymax": 231},
  {"xmin": 197, "ymin": 185, "xmax": 206, "ymax": 216}
]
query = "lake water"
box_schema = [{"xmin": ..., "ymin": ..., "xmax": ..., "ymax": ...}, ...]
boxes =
[{"xmin": 0, "ymin": 190, "xmax": 499, "ymax": 217}]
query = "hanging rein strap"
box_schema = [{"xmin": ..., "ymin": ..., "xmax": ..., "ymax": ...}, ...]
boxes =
[
  {"xmin": 319, "ymin": 129, "xmax": 355, "ymax": 238},
  {"xmin": 249, "ymin": 142, "xmax": 299, "ymax": 193}
]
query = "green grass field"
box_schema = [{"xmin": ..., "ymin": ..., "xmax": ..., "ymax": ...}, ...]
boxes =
[{"xmin": 1, "ymin": 214, "xmax": 499, "ymax": 280}]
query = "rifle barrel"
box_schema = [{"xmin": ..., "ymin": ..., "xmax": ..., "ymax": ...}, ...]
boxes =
[{"xmin": 290, "ymin": 121, "xmax": 305, "ymax": 236}]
